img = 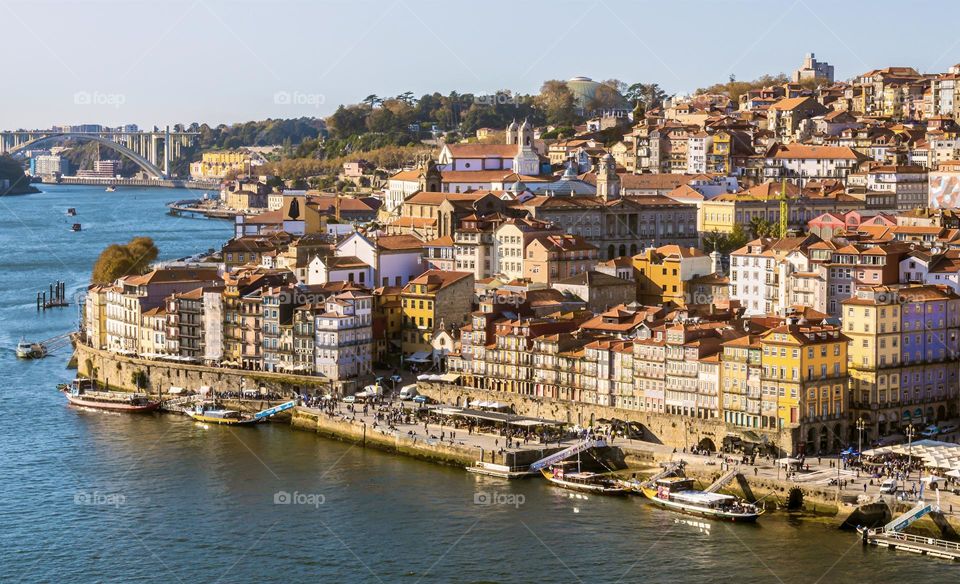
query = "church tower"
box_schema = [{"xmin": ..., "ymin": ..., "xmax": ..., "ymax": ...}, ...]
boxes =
[
  {"xmin": 512, "ymin": 119, "xmax": 540, "ymax": 176},
  {"xmin": 506, "ymin": 120, "xmax": 518, "ymax": 145},
  {"xmin": 418, "ymin": 157, "xmax": 442, "ymax": 192},
  {"xmin": 596, "ymin": 153, "xmax": 621, "ymax": 201}
]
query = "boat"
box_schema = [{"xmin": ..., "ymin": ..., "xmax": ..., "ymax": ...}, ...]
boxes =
[
  {"xmin": 71, "ymin": 223, "xmax": 82, "ymax": 232},
  {"xmin": 16, "ymin": 339, "xmax": 46, "ymax": 359},
  {"xmin": 185, "ymin": 403, "xmax": 262, "ymax": 426},
  {"xmin": 66, "ymin": 208, "xmax": 77, "ymax": 216},
  {"xmin": 59, "ymin": 379, "xmax": 160, "ymax": 412},
  {"xmin": 639, "ymin": 476, "xmax": 763, "ymax": 522},
  {"xmin": 105, "ymin": 185, "xmax": 117, "ymax": 192},
  {"xmin": 540, "ymin": 461, "xmax": 630, "ymax": 496}
]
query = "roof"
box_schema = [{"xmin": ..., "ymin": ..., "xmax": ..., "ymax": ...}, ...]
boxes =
[
  {"xmin": 770, "ymin": 144, "xmax": 861, "ymax": 160},
  {"xmin": 444, "ymin": 143, "xmax": 519, "ymax": 158},
  {"xmin": 123, "ymin": 267, "xmax": 220, "ymax": 287},
  {"xmin": 553, "ymin": 271, "xmax": 633, "ymax": 288},
  {"xmin": 376, "ymin": 234, "xmax": 425, "ymax": 252},
  {"xmin": 406, "ymin": 270, "xmax": 473, "ymax": 291}
]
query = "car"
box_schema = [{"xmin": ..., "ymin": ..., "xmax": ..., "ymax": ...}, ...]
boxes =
[
  {"xmin": 412, "ymin": 395, "xmax": 431, "ymax": 404},
  {"xmin": 342, "ymin": 395, "xmax": 357, "ymax": 404},
  {"xmin": 398, "ymin": 384, "xmax": 419, "ymax": 400},
  {"xmin": 939, "ymin": 423, "xmax": 958, "ymax": 435},
  {"xmin": 879, "ymin": 479, "xmax": 898, "ymax": 494},
  {"xmin": 921, "ymin": 425, "xmax": 940, "ymax": 438}
]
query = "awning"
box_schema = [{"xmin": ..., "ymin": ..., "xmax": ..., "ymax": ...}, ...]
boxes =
[
  {"xmin": 168, "ymin": 387, "xmax": 185, "ymax": 395},
  {"xmin": 406, "ymin": 351, "xmax": 432, "ymax": 363}
]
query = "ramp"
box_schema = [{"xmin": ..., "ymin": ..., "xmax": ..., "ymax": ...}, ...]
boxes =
[
  {"xmin": 704, "ymin": 467, "xmax": 740, "ymax": 493},
  {"xmin": 253, "ymin": 400, "xmax": 298, "ymax": 420},
  {"xmin": 885, "ymin": 502, "xmax": 933, "ymax": 533},
  {"xmin": 642, "ymin": 461, "xmax": 684, "ymax": 487},
  {"xmin": 528, "ymin": 439, "xmax": 607, "ymax": 472}
]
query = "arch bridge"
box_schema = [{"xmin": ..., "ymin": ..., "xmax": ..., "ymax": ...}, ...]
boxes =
[{"xmin": 0, "ymin": 128, "xmax": 199, "ymax": 179}]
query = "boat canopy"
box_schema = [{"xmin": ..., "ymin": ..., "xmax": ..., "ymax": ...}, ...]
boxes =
[{"xmin": 671, "ymin": 491, "xmax": 735, "ymax": 506}]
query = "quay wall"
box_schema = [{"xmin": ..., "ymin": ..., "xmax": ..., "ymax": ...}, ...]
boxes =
[
  {"xmin": 419, "ymin": 382, "xmax": 798, "ymax": 454},
  {"xmin": 290, "ymin": 408, "xmax": 477, "ymax": 467},
  {"xmin": 75, "ymin": 342, "xmax": 331, "ymax": 396}
]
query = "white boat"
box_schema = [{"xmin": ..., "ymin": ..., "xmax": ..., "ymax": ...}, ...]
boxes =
[
  {"xmin": 640, "ymin": 477, "xmax": 763, "ymax": 522},
  {"xmin": 16, "ymin": 339, "xmax": 45, "ymax": 359},
  {"xmin": 105, "ymin": 185, "xmax": 117, "ymax": 192}
]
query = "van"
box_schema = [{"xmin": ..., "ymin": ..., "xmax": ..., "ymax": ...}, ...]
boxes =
[
  {"xmin": 879, "ymin": 479, "xmax": 898, "ymax": 494},
  {"xmin": 399, "ymin": 384, "xmax": 419, "ymax": 400}
]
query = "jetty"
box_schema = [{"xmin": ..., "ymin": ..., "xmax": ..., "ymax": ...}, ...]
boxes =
[
  {"xmin": 862, "ymin": 498, "xmax": 960, "ymax": 560},
  {"xmin": 38, "ymin": 281, "xmax": 69, "ymax": 310}
]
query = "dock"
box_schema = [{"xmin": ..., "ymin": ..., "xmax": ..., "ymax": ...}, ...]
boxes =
[
  {"xmin": 37, "ymin": 281, "xmax": 69, "ymax": 310},
  {"xmin": 864, "ymin": 529, "xmax": 960, "ymax": 560}
]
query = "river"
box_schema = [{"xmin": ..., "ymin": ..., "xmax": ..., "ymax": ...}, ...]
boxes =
[{"xmin": 0, "ymin": 184, "xmax": 947, "ymax": 582}]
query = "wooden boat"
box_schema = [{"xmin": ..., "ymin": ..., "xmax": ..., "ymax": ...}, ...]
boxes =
[
  {"xmin": 540, "ymin": 462, "xmax": 630, "ymax": 496},
  {"xmin": 639, "ymin": 477, "xmax": 762, "ymax": 522},
  {"xmin": 185, "ymin": 404, "xmax": 261, "ymax": 426},
  {"xmin": 59, "ymin": 379, "xmax": 160, "ymax": 412}
]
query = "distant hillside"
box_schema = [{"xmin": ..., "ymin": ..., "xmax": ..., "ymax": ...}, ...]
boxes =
[{"xmin": 0, "ymin": 155, "xmax": 39, "ymax": 195}]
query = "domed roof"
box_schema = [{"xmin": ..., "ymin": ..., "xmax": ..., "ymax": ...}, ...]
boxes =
[{"xmin": 565, "ymin": 76, "xmax": 629, "ymax": 112}]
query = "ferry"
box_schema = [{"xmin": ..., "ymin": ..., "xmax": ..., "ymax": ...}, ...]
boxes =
[
  {"xmin": 59, "ymin": 379, "xmax": 160, "ymax": 413},
  {"xmin": 185, "ymin": 404, "xmax": 261, "ymax": 426},
  {"xmin": 16, "ymin": 339, "xmax": 46, "ymax": 359},
  {"xmin": 541, "ymin": 462, "xmax": 630, "ymax": 496},
  {"xmin": 639, "ymin": 477, "xmax": 763, "ymax": 522}
]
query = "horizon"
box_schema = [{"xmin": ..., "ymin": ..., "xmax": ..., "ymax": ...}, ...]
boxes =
[{"xmin": 3, "ymin": 0, "xmax": 960, "ymax": 129}]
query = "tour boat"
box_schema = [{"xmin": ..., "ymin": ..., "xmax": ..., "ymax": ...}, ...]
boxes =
[
  {"xmin": 16, "ymin": 339, "xmax": 46, "ymax": 359},
  {"xmin": 66, "ymin": 208, "xmax": 77, "ymax": 216},
  {"xmin": 185, "ymin": 404, "xmax": 261, "ymax": 426},
  {"xmin": 59, "ymin": 379, "xmax": 160, "ymax": 413},
  {"xmin": 540, "ymin": 462, "xmax": 630, "ymax": 496},
  {"xmin": 105, "ymin": 185, "xmax": 117, "ymax": 192},
  {"xmin": 639, "ymin": 477, "xmax": 763, "ymax": 522}
]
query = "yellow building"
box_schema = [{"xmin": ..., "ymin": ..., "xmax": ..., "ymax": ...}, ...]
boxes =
[
  {"xmin": 373, "ymin": 286, "xmax": 403, "ymax": 362},
  {"xmin": 759, "ymin": 321, "xmax": 849, "ymax": 454},
  {"xmin": 632, "ymin": 244, "xmax": 712, "ymax": 306},
  {"xmin": 720, "ymin": 335, "xmax": 763, "ymax": 429},
  {"xmin": 190, "ymin": 151, "xmax": 260, "ymax": 180},
  {"xmin": 401, "ymin": 270, "xmax": 474, "ymax": 356},
  {"xmin": 84, "ymin": 284, "xmax": 111, "ymax": 350}
]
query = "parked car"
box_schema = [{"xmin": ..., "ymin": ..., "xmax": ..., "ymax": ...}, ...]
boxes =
[
  {"xmin": 879, "ymin": 479, "xmax": 898, "ymax": 494},
  {"xmin": 921, "ymin": 425, "xmax": 940, "ymax": 438},
  {"xmin": 412, "ymin": 395, "xmax": 432, "ymax": 405},
  {"xmin": 938, "ymin": 423, "xmax": 958, "ymax": 435},
  {"xmin": 342, "ymin": 395, "xmax": 357, "ymax": 404},
  {"xmin": 398, "ymin": 384, "xmax": 419, "ymax": 400}
]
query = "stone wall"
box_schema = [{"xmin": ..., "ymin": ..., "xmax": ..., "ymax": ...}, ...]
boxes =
[
  {"xmin": 419, "ymin": 381, "xmax": 799, "ymax": 454},
  {"xmin": 75, "ymin": 341, "xmax": 332, "ymax": 396}
]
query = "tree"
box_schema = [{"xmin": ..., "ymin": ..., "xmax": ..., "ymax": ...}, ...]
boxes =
[
  {"xmin": 701, "ymin": 224, "xmax": 750, "ymax": 255},
  {"xmin": 91, "ymin": 236, "xmax": 159, "ymax": 284},
  {"xmin": 697, "ymin": 73, "xmax": 790, "ymax": 102},
  {"xmin": 749, "ymin": 217, "xmax": 778, "ymax": 238},
  {"xmin": 587, "ymin": 83, "xmax": 625, "ymax": 113},
  {"xmin": 625, "ymin": 83, "xmax": 667, "ymax": 109},
  {"xmin": 362, "ymin": 94, "xmax": 382, "ymax": 108},
  {"xmin": 537, "ymin": 80, "xmax": 577, "ymax": 127}
]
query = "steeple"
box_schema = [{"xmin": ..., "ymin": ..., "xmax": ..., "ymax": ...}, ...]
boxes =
[
  {"xmin": 512, "ymin": 118, "xmax": 539, "ymax": 176},
  {"xmin": 596, "ymin": 153, "xmax": 620, "ymax": 201},
  {"xmin": 418, "ymin": 157, "xmax": 441, "ymax": 192}
]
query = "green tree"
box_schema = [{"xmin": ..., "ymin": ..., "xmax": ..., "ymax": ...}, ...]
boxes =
[
  {"xmin": 91, "ymin": 236, "xmax": 159, "ymax": 284},
  {"xmin": 749, "ymin": 217, "xmax": 778, "ymax": 239},
  {"xmin": 537, "ymin": 80, "xmax": 577, "ymax": 127},
  {"xmin": 625, "ymin": 83, "xmax": 667, "ymax": 109}
]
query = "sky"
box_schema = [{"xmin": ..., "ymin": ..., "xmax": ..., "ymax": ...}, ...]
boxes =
[{"xmin": 2, "ymin": 0, "xmax": 960, "ymax": 129}]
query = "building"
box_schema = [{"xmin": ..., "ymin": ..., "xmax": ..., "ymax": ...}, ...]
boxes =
[
  {"xmin": 314, "ymin": 291, "xmax": 373, "ymax": 391},
  {"xmin": 764, "ymin": 144, "xmax": 865, "ymax": 185},
  {"xmin": 792, "ymin": 53, "xmax": 834, "ymax": 84},
  {"xmin": 30, "ymin": 155, "xmax": 69, "ymax": 176},
  {"xmin": 523, "ymin": 234, "xmax": 598, "ymax": 284},
  {"xmin": 190, "ymin": 150, "xmax": 263, "ymax": 180},
  {"xmin": 401, "ymin": 270, "xmax": 474, "ymax": 356},
  {"xmin": 632, "ymin": 245, "xmax": 713, "ymax": 307}
]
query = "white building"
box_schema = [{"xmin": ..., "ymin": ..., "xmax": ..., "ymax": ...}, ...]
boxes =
[
  {"xmin": 314, "ymin": 291, "xmax": 373, "ymax": 385},
  {"xmin": 335, "ymin": 232, "xmax": 426, "ymax": 288},
  {"xmin": 307, "ymin": 255, "xmax": 374, "ymax": 287},
  {"xmin": 686, "ymin": 133, "xmax": 713, "ymax": 174},
  {"xmin": 865, "ymin": 165, "xmax": 928, "ymax": 211}
]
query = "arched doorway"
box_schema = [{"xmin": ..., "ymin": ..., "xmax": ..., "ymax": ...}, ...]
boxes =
[
  {"xmin": 697, "ymin": 437, "xmax": 717, "ymax": 453},
  {"xmin": 630, "ymin": 243, "xmax": 638, "ymax": 256},
  {"xmin": 832, "ymin": 424, "xmax": 843, "ymax": 452},
  {"xmin": 819, "ymin": 426, "xmax": 828, "ymax": 453},
  {"xmin": 607, "ymin": 245, "xmax": 615, "ymax": 259},
  {"xmin": 937, "ymin": 405, "xmax": 946, "ymax": 421},
  {"xmin": 618, "ymin": 244, "xmax": 627, "ymax": 257}
]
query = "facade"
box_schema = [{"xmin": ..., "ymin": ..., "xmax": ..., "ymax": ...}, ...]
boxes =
[
  {"xmin": 314, "ymin": 291, "xmax": 374, "ymax": 389},
  {"xmin": 400, "ymin": 270, "xmax": 474, "ymax": 355}
]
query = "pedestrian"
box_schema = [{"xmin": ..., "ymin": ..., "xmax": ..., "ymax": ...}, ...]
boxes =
[{"xmin": 754, "ymin": 467, "xmax": 758, "ymax": 477}]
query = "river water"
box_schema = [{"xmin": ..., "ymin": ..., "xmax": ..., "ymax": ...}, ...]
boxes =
[{"xmin": 0, "ymin": 185, "xmax": 947, "ymax": 583}]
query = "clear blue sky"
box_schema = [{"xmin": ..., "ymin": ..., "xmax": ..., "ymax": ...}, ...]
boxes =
[{"xmin": 4, "ymin": 0, "xmax": 959, "ymax": 129}]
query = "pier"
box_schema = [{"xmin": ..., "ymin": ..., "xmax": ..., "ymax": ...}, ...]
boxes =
[{"xmin": 37, "ymin": 281, "xmax": 68, "ymax": 310}]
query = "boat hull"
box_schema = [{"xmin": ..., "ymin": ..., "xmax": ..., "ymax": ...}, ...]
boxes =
[
  {"xmin": 186, "ymin": 412, "xmax": 260, "ymax": 426},
  {"xmin": 640, "ymin": 487, "xmax": 761, "ymax": 522},
  {"xmin": 541, "ymin": 470, "xmax": 630, "ymax": 496},
  {"xmin": 65, "ymin": 394, "xmax": 160, "ymax": 412}
]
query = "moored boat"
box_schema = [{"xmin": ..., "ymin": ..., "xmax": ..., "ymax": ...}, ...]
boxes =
[
  {"xmin": 639, "ymin": 477, "xmax": 762, "ymax": 522},
  {"xmin": 59, "ymin": 379, "xmax": 160, "ymax": 412},
  {"xmin": 185, "ymin": 404, "xmax": 261, "ymax": 426},
  {"xmin": 540, "ymin": 463, "xmax": 630, "ymax": 496}
]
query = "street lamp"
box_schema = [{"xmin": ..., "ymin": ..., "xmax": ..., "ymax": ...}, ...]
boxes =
[
  {"xmin": 905, "ymin": 423, "xmax": 916, "ymax": 481},
  {"xmin": 856, "ymin": 417, "xmax": 865, "ymax": 456}
]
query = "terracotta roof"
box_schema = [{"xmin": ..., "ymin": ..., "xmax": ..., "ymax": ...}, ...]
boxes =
[
  {"xmin": 376, "ymin": 234, "xmax": 425, "ymax": 251},
  {"xmin": 445, "ymin": 143, "xmax": 518, "ymax": 158},
  {"xmin": 770, "ymin": 144, "xmax": 861, "ymax": 160}
]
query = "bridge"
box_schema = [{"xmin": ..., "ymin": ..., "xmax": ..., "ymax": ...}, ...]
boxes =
[{"xmin": 0, "ymin": 127, "xmax": 199, "ymax": 179}]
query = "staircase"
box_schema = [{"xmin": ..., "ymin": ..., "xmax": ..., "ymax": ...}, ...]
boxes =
[
  {"xmin": 704, "ymin": 467, "xmax": 740, "ymax": 493},
  {"xmin": 884, "ymin": 502, "xmax": 934, "ymax": 533},
  {"xmin": 528, "ymin": 439, "xmax": 607, "ymax": 472},
  {"xmin": 642, "ymin": 461, "xmax": 685, "ymax": 487},
  {"xmin": 253, "ymin": 400, "xmax": 298, "ymax": 420}
]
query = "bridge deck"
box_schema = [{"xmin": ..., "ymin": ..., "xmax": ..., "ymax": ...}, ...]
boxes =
[{"xmin": 867, "ymin": 531, "xmax": 960, "ymax": 560}]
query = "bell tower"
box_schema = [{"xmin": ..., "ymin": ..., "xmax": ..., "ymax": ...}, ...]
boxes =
[{"xmin": 596, "ymin": 153, "xmax": 621, "ymax": 201}]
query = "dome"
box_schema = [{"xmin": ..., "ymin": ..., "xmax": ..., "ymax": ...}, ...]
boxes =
[{"xmin": 564, "ymin": 76, "xmax": 629, "ymax": 113}]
